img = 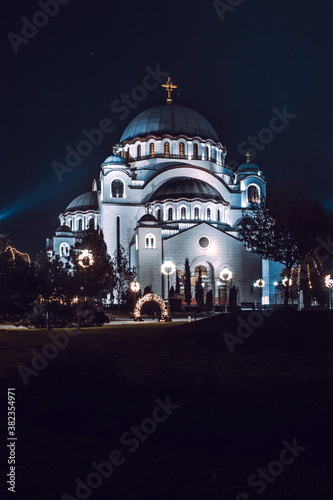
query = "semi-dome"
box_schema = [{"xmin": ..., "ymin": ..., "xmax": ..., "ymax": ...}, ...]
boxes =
[
  {"xmin": 64, "ymin": 192, "xmax": 98, "ymax": 213},
  {"xmin": 102, "ymin": 155, "xmax": 127, "ymax": 165},
  {"xmin": 237, "ymin": 162, "xmax": 261, "ymax": 173},
  {"xmin": 120, "ymin": 105, "xmax": 219, "ymax": 143},
  {"xmin": 150, "ymin": 177, "xmax": 224, "ymax": 202},
  {"xmin": 138, "ymin": 214, "xmax": 158, "ymax": 225}
]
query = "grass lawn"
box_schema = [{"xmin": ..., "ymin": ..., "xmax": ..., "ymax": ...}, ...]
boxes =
[{"xmin": 0, "ymin": 310, "xmax": 333, "ymax": 499}]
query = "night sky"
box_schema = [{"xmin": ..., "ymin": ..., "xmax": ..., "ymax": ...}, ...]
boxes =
[{"xmin": 1, "ymin": 0, "xmax": 332, "ymax": 256}]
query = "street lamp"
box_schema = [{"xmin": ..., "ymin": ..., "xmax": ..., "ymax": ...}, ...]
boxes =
[
  {"xmin": 325, "ymin": 275, "xmax": 333, "ymax": 310},
  {"xmin": 255, "ymin": 278, "xmax": 265, "ymax": 308},
  {"xmin": 130, "ymin": 281, "xmax": 140, "ymax": 311},
  {"xmin": 219, "ymin": 267, "xmax": 233, "ymax": 312},
  {"xmin": 161, "ymin": 260, "xmax": 176, "ymax": 304},
  {"xmin": 77, "ymin": 249, "xmax": 94, "ymax": 330},
  {"xmin": 78, "ymin": 249, "xmax": 94, "ymax": 268},
  {"xmin": 273, "ymin": 281, "xmax": 279, "ymax": 307}
]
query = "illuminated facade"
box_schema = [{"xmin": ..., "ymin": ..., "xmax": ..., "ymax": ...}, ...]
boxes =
[{"xmin": 47, "ymin": 86, "xmax": 282, "ymax": 306}]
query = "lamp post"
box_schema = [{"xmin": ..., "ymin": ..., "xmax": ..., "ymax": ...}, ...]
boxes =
[
  {"xmin": 282, "ymin": 277, "xmax": 292, "ymax": 306},
  {"xmin": 77, "ymin": 249, "xmax": 94, "ymax": 330},
  {"xmin": 325, "ymin": 275, "xmax": 333, "ymax": 310},
  {"xmin": 253, "ymin": 283, "xmax": 257, "ymax": 309},
  {"xmin": 161, "ymin": 260, "xmax": 176, "ymax": 303},
  {"xmin": 219, "ymin": 267, "xmax": 233, "ymax": 313},
  {"xmin": 130, "ymin": 281, "xmax": 140, "ymax": 310},
  {"xmin": 255, "ymin": 278, "xmax": 265, "ymax": 309},
  {"xmin": 273, "ymin": 281, "xmax": 278, "ymax": 308}
]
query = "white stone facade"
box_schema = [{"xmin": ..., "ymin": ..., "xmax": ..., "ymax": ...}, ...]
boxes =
[{"xmin": 48, "ymin": 103, "xmax": 281, "ymax": 307}]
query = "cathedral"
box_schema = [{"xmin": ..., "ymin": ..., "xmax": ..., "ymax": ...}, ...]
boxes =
[{"xmin": 47, "ymin": 79, "xmax": 282, "ymax": 307}]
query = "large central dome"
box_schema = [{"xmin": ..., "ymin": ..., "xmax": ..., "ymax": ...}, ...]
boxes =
[{"xmin": 120, "ymin": 105, "xmax": 219, "ymax": 143}]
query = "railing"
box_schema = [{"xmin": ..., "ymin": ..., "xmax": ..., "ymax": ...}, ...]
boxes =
[{"xmin": 129, "ymin": 153, "xmax": 223, "ymax": 166}]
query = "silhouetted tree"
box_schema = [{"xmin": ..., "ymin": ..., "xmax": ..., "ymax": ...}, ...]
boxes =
[
  {"xmin": 184, "ymin": 258, "xmax": 192, "ymax": 306},
  {"xmin": 195, "ymin": 267, "xmax": 204, "ymax": 310},
  {"xmin": 206, "ymin": 290, "xmax": 213, "ymax": 311},
  {"xmin": 69, "ymin": 222, "xmax": 114, "ymax": 300},
  {"xmin": 111, "ymin": 245, "xmax": 136, "ymax": 310},
  {"xmin": 0, "ymin": 245, "xmax": 36, "ymax": 319}
]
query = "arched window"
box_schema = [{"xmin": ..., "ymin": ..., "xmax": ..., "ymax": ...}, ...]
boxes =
[
  {"xmin": 217, "ymin": 210, "xmax": 220, "ymax": 222},
  {"xmin": 207, "ymin": 208, "xmax": 211, "ymax": 220},
  {"xmin": 194, "ymin": 207, "xmax": 199, "ymax": 220},
  {"xmin": 137, "ymin": 144, "xmax": 141, "ymax": 159},
  {"xmin": 77, "ymin": 218, "xmax": 83, "ymax": 231},
  {"xmin": 211, "ymin": 148, "xmax": 216, "ymax": 161},
  {"xmin": 150, "ymin": 143, "xmax": 155, "ymax": 158},
  {"xmin": 193, "ymin": 143, "xmax": 198, "ymax": 159},
  {"xmin": 67, "ymin": 218, "xmax": 72, "ymax": 229},
  {"xmin": 164, "ymin": 142, "xmax": 170, "ymax": 158},
  {"xmin": 145, "ymin": 234, "xmax": 156, "ymax": 249},
  {"xmin": 205, "ymin": 146, "xmax": 209, "ymax": 160},
  {"xmin": 168, "ymin": 207, "xmax": 173, "ymax": 221},
  {"xmin": 179, "ymin": 142, "xmax": 185, "ymax": 158},
  {"xmin": 156, "ymin": 208, "xmax": 161, "ymax": 221},
  {"xmin": 111, "ymin": 179, "xmax": 124, "ymax": 198},
  {"xmin": 181, "ymin": 207, "xmax": 186, "ymax": 219},
  {"xmin": 60, "ymin": 243, "xmax": 70, "ymax": 257},
  {"xmin": 248, "ymin": 185, "xmax": 259, "ymax": 203},
  {"xmin": 195, "ymin": 265, "xmax": 207, "ymax": 278}
]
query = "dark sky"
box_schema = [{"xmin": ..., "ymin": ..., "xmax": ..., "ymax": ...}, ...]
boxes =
[{"xmin": 1, "ymin": 0, "xmax": 332, "ymax": 256}]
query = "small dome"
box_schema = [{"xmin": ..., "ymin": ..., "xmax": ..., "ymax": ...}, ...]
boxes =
[
  {"xmin": 150, "ymin": 177, "xmax": 224, "ymax": 202},
  {"xmin": 120, "ymin": 104, "xmax": 219, "ymax": 142},
  {"xmin": 64, "ymin": 192, "xmax": 98, "ymax": 213},
  {"xmin": 139, "ymin": 214, "xmax": 157, "ymax": 222},
  {"xmin": 102, "ymin": 155, "xmax": 127, "ymax": 165},
  {"xmin": 56, "ymin": 225, "xmax": 73, "ymax": 234},
  {"xmin": 237, "ymin": 162, "xmax": 260, "ymax": 173}
]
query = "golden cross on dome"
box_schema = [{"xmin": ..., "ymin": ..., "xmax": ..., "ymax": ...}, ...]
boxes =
[
  {"xmin": 246, "ymin": 151, "xmax": 251, "ymax": 163},
  {"xmin": 161, "ymin": 77, "xmax": 177, "ymax": 104}
]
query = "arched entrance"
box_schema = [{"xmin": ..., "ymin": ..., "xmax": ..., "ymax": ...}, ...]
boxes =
[{"xmin": 134, "ymin": 293, "xmax": 168, "ymax": 322}]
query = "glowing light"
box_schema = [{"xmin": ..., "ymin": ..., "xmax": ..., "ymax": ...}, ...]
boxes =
[
  {"xmin": 133, "ymin": 293, "xmax": 168, "ymax": 322},
  {"xmin": 161, "ymin": 260, "xmax": 176, "ymax": 276},
  {"xmin": 282, "ymin": 277, "xmax": 292, "ymax": 287},
  {"xmin": 219, "ymin": 267, "xmax": 233, "ymax": 281},
  {"xmin": 325, "ymin": 275, "xmax": 333, "ymax": 288},
  {"xmin": 273, "ymin": 281, "xmax": 278, "ymax": 286},
  {"xmin": 255, "ymin": 278, "xmax": 265, "ymax": 288},
  {"xmin": 130, "ymin": 281, "xmax": 140, "ymax": 292},
  {"xmin": 78, "ymin": 249, "xmax": 94, "ymax": 268}
]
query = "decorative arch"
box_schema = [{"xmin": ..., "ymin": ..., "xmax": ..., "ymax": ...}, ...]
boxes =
[
  {"xmin": 247, "ymin": 184, "xmax": 260, "ymax": 203},
  {"xmin": 145, "ymin": 233, "xmax": 156, "ymax": 249},
  {"xmin": 77, "ymin": 217, "xmax": 83, "ymax": 231},
  {"xmin": 134, "ymin": 294, "xmax": 168, "ymax": 322},
  {"xmin": 111, "ymin": 178, "xmax": 125, "ymax": 198},
  {"xmin": 59, "ymin": 242, "xmax": 70, "ymax": 257},
  {"xmin": 179, "ymin": 141, "xmax": 185, "ymax": 158},
  {"xmin": 164, "ymin": 141, "xmax": 170, "ymax": 158},
  {"xmin": 179, "ymin": 204, "xmax": 188, "ymax": 220}
]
